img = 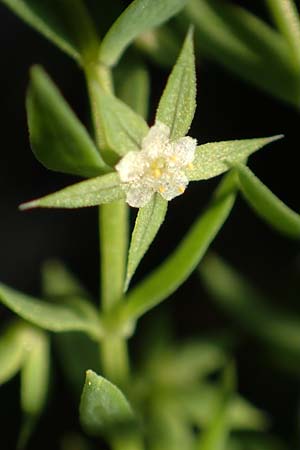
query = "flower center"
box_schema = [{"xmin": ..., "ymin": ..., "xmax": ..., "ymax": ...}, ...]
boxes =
[{"xmin": 149, "ymin": 157, "xmax": 167, "ymax": 179}]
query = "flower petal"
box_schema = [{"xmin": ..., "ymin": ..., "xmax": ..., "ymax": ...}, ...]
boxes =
[
  {"xmin": 167, "ymin": 136, "xmax": 197, "ymax": 167},
  {"xmin": 160, "ymin": 172, "xmax": 189, "ymax": 201},
  {"xmin": 125, "ymin": 184, "xmax": 154, "ymax": 208},
  {"xmin": 116, "ymin": 151, "xmax": 145, "ymax": 182},
  {"xmin": 141, "ymin": 121, "xmax": 170, "ymax": 152}
]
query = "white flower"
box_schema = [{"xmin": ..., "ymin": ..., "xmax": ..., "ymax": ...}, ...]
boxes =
[{"xmin": 115, "ymin": 121, "xmax": 197, "ymax": 208}]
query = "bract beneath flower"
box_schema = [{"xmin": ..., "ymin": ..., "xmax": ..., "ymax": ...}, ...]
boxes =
[{"xmin": 115, "ymin": 121, "xmax": 197, "ymax": 208}]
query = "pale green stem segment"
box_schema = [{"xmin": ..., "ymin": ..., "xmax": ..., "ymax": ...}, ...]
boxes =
[
  {"xmin": 99, "ymin": 202, "xmax": 128, "ymax": 311},
  {"xmin": 265, "ymin": 0, "xmax": 300, "ymax": 70},
  {"xmin": 84, "ymin": 62, "xmax": 131, "ymax": 390}
]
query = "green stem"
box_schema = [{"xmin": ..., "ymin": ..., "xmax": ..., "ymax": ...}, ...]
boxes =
[
  {"xmin": 85, "ymin": 63, "xmax": 130, "ymax": 386},
  {"xmin": 265, "ymin": 0, "xmax": 300, "ymax": 70}
]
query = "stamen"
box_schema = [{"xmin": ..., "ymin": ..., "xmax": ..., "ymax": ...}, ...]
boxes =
[
  {"xmin": 178, "ymin": 185, "xmax": 185, "ymax": 193},
  {"xmin": 153, "ymin": 168, "xmax": 162, "ymax": 178},
  {"xmin": 187, "ymin": 163, "xmax": 194, "ymax": 169},
  {"xmin": 159, "ymin": 186, "xmax": 165, "ymax": 193}
]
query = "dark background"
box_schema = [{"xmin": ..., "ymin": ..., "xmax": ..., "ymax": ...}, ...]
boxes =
[{"xmin": 0, "ymin": 1, "xmax": 299, "ymax": 449}]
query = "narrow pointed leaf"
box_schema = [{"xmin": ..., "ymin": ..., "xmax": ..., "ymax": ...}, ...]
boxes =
[
  {"xmin": 156, "ymin": 28, "xmax": 196, "ymax": 139},
  {"xmin": 120, "ymin": 172, "xmax": 237, "ymax": 322},
  {"xmin": 1, "ymin": 0, "xmax": 99, "ymax": 62},
  {"xmin": 27, "ymin": 66, "xmax": 108, "ymax": 178},
  {"xmin": 0, "ymin": 322, "xmax": 28, "ymax": 384},
  {"xmin": 125, "ymin": 194, "xmax": 168, "ymax": 291},
  {"xmin": 99, "ymin": 0, "xmax": 187, "ymax": 66},
  {"xmin": 20, "ymin": 173, "xmax": 123, "ymax": 210},
  {"xmin": 93, "ymin": 88, "xmax": 149, "ymax": 157},
  {"xmin": 0, "ymin": 283, "xmax": 102, "ymax": 339},
  {"xmin": 199, "ymin": 254, "xmax": 300, "ymax": 354},
  {"xmin": 80, "ymin": 370, "xmax": 136, "ymax": 436},
  {"xmin": 233, "ymin": 163, "xmax": 300, "ymax": 239},
  {"xmin": 19, "ymin": 330, "xmax": 50, "ymax": 450},
  {"xmin": 116, "ymin": 60, "xmax": 150, "ymax": 119},
  {"xmin": 187, "ymin": 135, "xmax": 282, "ymax": 181}
]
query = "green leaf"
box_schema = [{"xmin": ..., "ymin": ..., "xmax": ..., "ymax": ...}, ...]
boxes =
[
  {"xmin": 93, "ymin": 88, "xmax": 149, "ymax": 157},
  {"xmin": 187, "ymin": 135, "xmax": 283, "ymax": 181},
  {"xmin": 119, "ymin": 171, "xmax": 237, "ymax": 322},
  {"xmin": 199, "ymin": 254, "xmax": 300, "ymax": 355},
  {"xmin": 79, "ymin": 370, "xmax": 137, "ymax": 437},
  {"xmin": 20, "ymin": 172, "xmax": 124, "ymax": 210},
  {"xmin": 0, "ymin": 283, "xmax": 102, "ymax": 339},
  {"xmin": 27, "ymin": 66, "xmax": 108, "ymax": 178},
  {"xmin": 19, "ymin": 330, "xmax": 50, "ymax": 450},
  {"xmin": 99, "ymin": 0, "xmax": 187, "ymax": 67},
  {"xmin": 115, "ymin": 59, "xmax": 150, "ymax": 119},
  {"xmin": 182, "ymin": 0, "xmax": 300, "ymax": 107},
  {"xmin": 1, "ymin": 0, "xmax": 99, "ymax": 62},
  {"xmin": 232, "ymin": 163, "xmax": 300, "ymax": 239},
  {"xmin": 125, "ymin": 194, "xmax": 168, "ymax": 291},
  {"xmin": 0, "ymin": 322, "xmax": 28, "ymax": 384},
  {"xmin": 156, "ymin": 28, "xmax": 196, "ymax": 139}
]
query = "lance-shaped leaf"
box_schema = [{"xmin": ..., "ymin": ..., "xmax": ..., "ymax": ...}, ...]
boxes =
[
  {"xmin": 187, "ymin": 136, "xmax": 282, "ymax": 181},
  {"xmin": 232, "ymin": 163, "xmax": 300, "ymax": 239},
  {"xmin": 156, "ymin": 28, "xmax": 196, "ymax": 140},
  {"xmin": 0, "ymin": 322, "xmax": 29, "ymax": 385},
  {"xmin": 20, "ymin": 172, "xmax": 123, "ymax": 210},
  {"xmin": 80, "ymin": 370, "xmax": 137, "ymax": 436},
  {"xmin": 199, "ymin": 254, "xmax": 300, "ymax": 355},
  {"xmin": 99, "ymin": 0, "xmax": 187, "ymax": 66},
  {"xmin": 1, "ymin": 0, "xmax": 99, "ymax": 62},
  {"xmin": 115, "ymin": 59, "xmax": 150, "ymax": 119},
  {"xmin": 92, "ymin": 87, "xmax": 149, "ymax": 157},
  {"xmin": 27, "ymin": 66, "xmax": 108, "ymax": 178},
  {"xmin": 119, "ymin": 171, "xmax": 237, "ymax": 322},
  {"xmin": 125, "ymin": 194, "xmax": 168, "ymax": 291},
  {"xmin": 18, "ymin": 330, "xmax": 50, "ymax": 450},
  {"xmin": 0, "ymin": 283, "xmax": 102, "ymax": 339}
]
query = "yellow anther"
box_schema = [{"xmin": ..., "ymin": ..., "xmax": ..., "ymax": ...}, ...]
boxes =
[
  {"xmin": 159, "ymin": 185, "xmax": 165, "ymax": 193},
  {"xmin": 153, "ymin": 168, "xmax": 162, "ymax": 178},
  {"xmin": 179, "ymin": 185, "xmax": 185, "ymax": 193},
  {"xmin": 170, "ymin": 155, "xmax": 178, "ymax": 162},
  {"xmin": 187, "ymin": 163, "xmax": 194, "ymax": 169}
]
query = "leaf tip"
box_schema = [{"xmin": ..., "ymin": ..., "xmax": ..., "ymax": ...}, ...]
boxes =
[{"xmin": 19, "ymin": 200, "xmax": 39, "ymax": 211}]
